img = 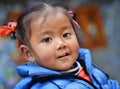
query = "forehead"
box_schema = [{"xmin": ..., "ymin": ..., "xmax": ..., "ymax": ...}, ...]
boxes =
[{"xmin": 30, "ymin": 12, "xmax": 71, "ymax": 34}]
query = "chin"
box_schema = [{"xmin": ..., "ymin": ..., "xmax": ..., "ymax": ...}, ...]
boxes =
[{"xmin": 58, "ymin": 64, "xmax": 73, "ymax": 71}]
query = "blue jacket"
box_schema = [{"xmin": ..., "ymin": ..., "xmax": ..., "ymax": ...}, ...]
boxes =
[{"xmin": 14, "ymin": 48, "xmax": 120, "ymax": 89}]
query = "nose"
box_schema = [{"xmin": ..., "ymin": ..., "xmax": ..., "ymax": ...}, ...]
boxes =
[{"xmin": 56, "ymin": 38, "xmax": 67, "ymax": 50}]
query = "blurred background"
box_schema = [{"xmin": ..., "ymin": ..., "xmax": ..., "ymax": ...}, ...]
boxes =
[{"xmin": 0, "ymin": 0, "xmax": 120, "ymax": 89}]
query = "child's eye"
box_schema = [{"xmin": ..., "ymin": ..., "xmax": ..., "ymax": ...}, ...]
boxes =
[
  {"xmin": 42, "ymin": 37, "xmax": 52, "ymax": 43},
  {"xmin": 63, "ymin": 33, "xmax": 71, "ymax": 38}
]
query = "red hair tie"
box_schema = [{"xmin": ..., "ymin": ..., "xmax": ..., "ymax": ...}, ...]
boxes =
[
  {"xmin": 0, "ymin": 22, "xmax": 21, "ymax": 48},
  {"xmin": 0, "ymin": 22, "xmax": 17, "ymax": 37}
]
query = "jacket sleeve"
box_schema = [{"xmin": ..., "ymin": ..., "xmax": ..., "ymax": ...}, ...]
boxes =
[{"xmin": 103, "ymin": 79, "xmax": 120, "ymax": 89}]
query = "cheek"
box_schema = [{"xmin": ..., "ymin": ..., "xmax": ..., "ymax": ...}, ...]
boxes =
[
  {"xmin": 72, "ymin": 43, "xmax": 79, "ymax": 56},
  {"xmin": 36, "ymin": 53, "xmax": 51, "ymax": 66},
  {"xmin": 35, "ymin": 47, "xmax": 55, "ymax": 64},
  {"xmin": 37, "ymin": 50, "xmax": 52, "ymax": 60},
  {"xmin": 70, "ymin": 38, "xmax": 79, "ymax": 57},
  {"xmin": 70, "ymin": 36, "xmax": 80, "ymax": 48}
]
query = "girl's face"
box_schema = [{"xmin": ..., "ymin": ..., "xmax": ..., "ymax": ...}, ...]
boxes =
[{"xmin": 30, "ymin": 12, "xmax": 79, "ymax": 71}]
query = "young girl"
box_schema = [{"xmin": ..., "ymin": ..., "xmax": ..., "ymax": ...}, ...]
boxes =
[{"xmin": 0, "ymin": 0, "xmax": 120, "ymax": 89}]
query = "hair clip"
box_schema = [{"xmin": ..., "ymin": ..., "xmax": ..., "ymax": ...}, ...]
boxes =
[
  {"xmin": 67, "ymin": 10, "xmax": 80, "ymax": 28},
  {"xmin": 0, "ymin": 22, "xmax": 17, "ymax": 37},
  {"xmin": 68, "ymin": 10, "xmax": 74, "ymax": 18}
]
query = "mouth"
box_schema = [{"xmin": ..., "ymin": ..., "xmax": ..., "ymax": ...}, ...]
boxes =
[{"xmin": 57, "ymin": 53, "xmax": 70, "ymax": 59}]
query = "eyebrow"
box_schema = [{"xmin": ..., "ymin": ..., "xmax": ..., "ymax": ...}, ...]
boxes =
[
  {"xmin": 38, "ymin": 25, "xmax": 72, "ymax": 37},
  {"xmin": 38, "ymin": 30, "xmax": 53, "ymax": 37},
  {"xmin": 61, "ymin": 25, "xmax": 72, "ymax": 30}
]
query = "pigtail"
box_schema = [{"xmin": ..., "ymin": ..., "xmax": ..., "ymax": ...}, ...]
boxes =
[
  {"xmin": 0, "ymin": 22, "xmax": 17, "ymax": 38},
  {"xmin": 0, "ymin": 22, "xmax": 21, "ymax": 48},
  {"xmin": 67, "ymin": 10, "xmax": 85, "ymax": 47}
]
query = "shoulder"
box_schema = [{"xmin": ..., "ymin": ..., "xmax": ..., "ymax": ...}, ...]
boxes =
[
  {"xmin": 78, "ymin": 48, "xmax": 92, "ymax": 61},
  {"xmin": 78, "ymin": 48, "xmax": 92, "ymax": 70}
]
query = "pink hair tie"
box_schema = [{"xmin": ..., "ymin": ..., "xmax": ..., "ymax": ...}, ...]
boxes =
[
  {"xmin": 68, "ymin": 11, "xmax": 80, "ymax": 28},
  {"xmin": 0, "ymin": 22, "xmax": 17, "ymax": 37}
]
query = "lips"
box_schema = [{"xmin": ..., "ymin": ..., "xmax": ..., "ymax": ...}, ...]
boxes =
[{"xmin": 57, "ymin": 53, "xmax": 70, "ymax": 59}]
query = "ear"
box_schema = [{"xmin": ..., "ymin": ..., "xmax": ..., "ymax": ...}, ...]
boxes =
[{"xmin": 19, "ymin": 45, "xmax": 35, "ymax": 62}]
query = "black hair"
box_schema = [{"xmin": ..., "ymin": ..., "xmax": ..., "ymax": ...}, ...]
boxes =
[
  {"xmin": 15, "ymin": 0, "xmax": 81, "ymax": 47},
  {"xmin": 16, "ymin": 0, "xmax": 67, "ymax": 46}
]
